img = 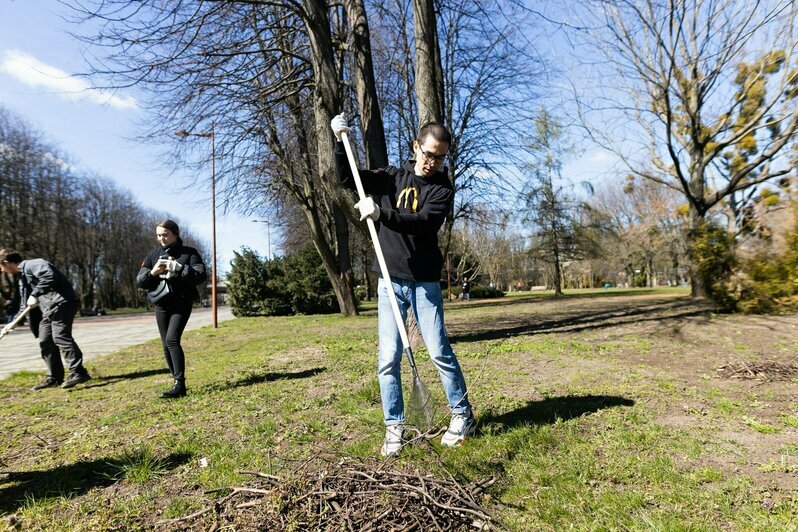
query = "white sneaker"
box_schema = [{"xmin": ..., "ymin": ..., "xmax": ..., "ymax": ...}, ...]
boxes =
[
  {"xmin": 441, "ymin": 412, "xmax": 476, "ymax": 447},
  {"xmin": 380, "ymin": 424, "xmax": 404, "ymax": 457}
]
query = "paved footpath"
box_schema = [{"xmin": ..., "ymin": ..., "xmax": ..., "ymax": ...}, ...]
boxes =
[{"xmin": 0, "ymin": 307, "xmax": 235, "ymax": 380}]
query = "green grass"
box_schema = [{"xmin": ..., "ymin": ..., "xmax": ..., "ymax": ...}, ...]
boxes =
[
  {"xmin": 0, "ymin": 287, "xmax": 795, "ymax": 529},
  {"xmin": 780, "ymin": 414, "xmax": 798, "ymax": 428},
  {"xmin": 741, "ymin": 415, "xmax": 782, "ymax": 434},
  {"xmin": 104, "ymin": 445, "xmax": 178, "ymax": 483}
]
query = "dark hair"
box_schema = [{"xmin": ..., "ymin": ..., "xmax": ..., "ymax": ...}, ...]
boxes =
[
  {"xmin": 417, "ymin": 122, "xmax": 451, "ymax": 145},
  {"xmin": 0, "ymin": 248, "xmax": 23, "ymax": 264},
  {"xmin": 156, "ymin": 219, "xmax": 180, "ymax": 237}
]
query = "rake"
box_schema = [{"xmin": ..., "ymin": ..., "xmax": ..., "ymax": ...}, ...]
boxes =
[
  {"xmin": 0, "ymin": 305, "xmax": 33, "ymax": 341},
  {"xmin": 340, "ymin": 131, "xmax": 435, "ymax": 430}
]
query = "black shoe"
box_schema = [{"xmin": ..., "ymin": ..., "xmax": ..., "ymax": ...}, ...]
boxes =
[
  {"xmin": 32, "ymin": 377, "xmax": 63, "ymax": 390},
  {"xmin": 61, "ymin": 371, "xmax": 91, "ymax": 389},
  {"xmin": 159, "ymin": 380, "xmax": 186, "ymax": 399}
]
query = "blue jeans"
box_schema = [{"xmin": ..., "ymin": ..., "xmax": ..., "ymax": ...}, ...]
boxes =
[{"xmin": 377, "ymin": 277, "xmax": 471, "ymax": 425}]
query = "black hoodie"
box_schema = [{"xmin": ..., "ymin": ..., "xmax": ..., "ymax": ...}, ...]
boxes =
[
  {"xmin": 136, "ymin": 240, "xmax": 207, "ymax": 306},
  {"xmin": 334, "ymin": 141, "xmax": 452, "ymax": 282}
]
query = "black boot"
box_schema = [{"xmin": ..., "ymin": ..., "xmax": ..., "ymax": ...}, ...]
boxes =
[
  {"xmin": 159, "ymin": 379, "xmax": 186, "ymax": 399},
  {"xmin": 62, "ymin": 369, "xmax": 91, "ymax": 389}
]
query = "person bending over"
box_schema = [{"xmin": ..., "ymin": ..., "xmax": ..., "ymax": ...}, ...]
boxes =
[{"xmin": 0, "ymin": 249, "xmax": 91, "ymax": 390}]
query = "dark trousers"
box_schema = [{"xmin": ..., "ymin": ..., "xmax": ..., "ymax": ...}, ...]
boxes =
[
  {"xmin": 155, "ymin": 300, "xmax": 193, "ymax": 381},
  {"xmin": 36, "ymin": 301, "xmax": 85, "ymax": 381}
]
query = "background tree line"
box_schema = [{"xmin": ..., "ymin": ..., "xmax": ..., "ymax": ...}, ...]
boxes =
[{"xmin": 0, "ymin": 106, "xmax": 208, "ymax": 315}]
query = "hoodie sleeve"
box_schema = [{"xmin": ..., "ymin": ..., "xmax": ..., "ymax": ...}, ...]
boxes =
[
  {"xmin": 378, "ymin": 185, "xmax": 452, "ymax": 236},
  {"xmin": 136, "ymin": 252, "xmax": 160, "ymax": 290},
  {"xmin": 334, "ymin": 141, "xmax": 385, "ymax": 196},
  {"xmin": 181, "ymin": 247, "xmax": 207, "ymax": 287}
]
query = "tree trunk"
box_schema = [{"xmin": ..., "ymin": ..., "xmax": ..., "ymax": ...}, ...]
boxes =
[
  {"xmin": 687, "ymin": 207, "xmax": 708, "ymax": 298},
  {"xmin": 552, "ymin": 259, "xmax": 563, "ymax": 296},
  {"xmin": 301, "ymin": 0, "xmax": 358, "ymax": 316},
  {"xmin": 345, "ymin": 0, "xmax": 388, "ymax": 168},
  {"xmin": 687, "ymin": 155, "xmax": 708, "ymax": 298},
  {"xmin": 303, "ymin": 202, "xmax": 358, "ymax": 316},
  {"xmin": 413, "ymin": 0, "xmax": 445, "ymax": 125}
]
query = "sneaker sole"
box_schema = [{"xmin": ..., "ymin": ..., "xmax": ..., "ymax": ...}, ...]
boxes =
[
  {"xmin": 441, "ymin": 426, "xmax": 476, "ymax": 447},
  {"xmin": 380, "ymin": 448, "xmax": 403, "ymax": 457}
]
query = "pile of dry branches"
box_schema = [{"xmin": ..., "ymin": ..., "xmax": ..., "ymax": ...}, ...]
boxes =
[
  {"xmin": 717, "ymin": 360, "xmax": 798, "ymax": 381},
  {"xmin": 160, "ymin": 457, "xmax": 501, "ymax": 531}
]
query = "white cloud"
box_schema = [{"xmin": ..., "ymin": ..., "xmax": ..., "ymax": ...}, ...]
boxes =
[
  {"xmin": 0, "ymin": 142, "xmax": 76, "ymax": 172},
  {"xmin": 0, "ymin": 49, "xmax": 137, "ymax": 110}
]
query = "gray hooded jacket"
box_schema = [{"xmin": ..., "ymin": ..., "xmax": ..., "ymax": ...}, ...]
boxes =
[{"xmin": 18, "ymin": 259, "xmax": 78, "ymax": 317}]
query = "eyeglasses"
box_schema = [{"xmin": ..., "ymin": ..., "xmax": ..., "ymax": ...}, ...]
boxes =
[{"xmin": 418, "ymin": 148, "xmax": 448, "ymax": 164}]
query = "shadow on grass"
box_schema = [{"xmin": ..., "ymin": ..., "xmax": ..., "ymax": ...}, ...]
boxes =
[
  {"xmin": 0, "ymin": 451, "xmax": 192, "ymax": 513},
  {"xmin": 451, "ymin": 299, "xmax": 713, "ymax": 343},
  {"xmin": 204, "ymin": 367, "xmax": 327, "ymax": 392},
  {"xmin": 446, "ymin": 289, "xmax": 684, "ymax": 312},
  {"xmin": 80, "ymin": 368, "xmax": 171, "ymax": 389},
  {"xmin": 480, "ymin": 394, "xmax": 635, "ymax": 434}
]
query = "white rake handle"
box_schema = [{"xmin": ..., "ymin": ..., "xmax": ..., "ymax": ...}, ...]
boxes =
[
  {"xmin": 0, "ymin": 305, "xmax": 33, "ymax": 340},
  {"xmin": 340, "ymin": 131, "xmax": 411, "ymax": 351}
]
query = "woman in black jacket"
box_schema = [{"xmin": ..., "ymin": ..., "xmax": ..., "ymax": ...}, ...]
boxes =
[{"xmin": 136, "ymin": 220, "xmax": 207, "ymax": 398}]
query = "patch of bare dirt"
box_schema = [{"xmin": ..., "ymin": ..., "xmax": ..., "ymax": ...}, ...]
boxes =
[{"xmin": 447, "ymin": 292, "xmax": 798, "ymax": 503}]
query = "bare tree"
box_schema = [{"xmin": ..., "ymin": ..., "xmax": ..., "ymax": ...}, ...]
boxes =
[
  {"xmin": 72, "ymin": 0, "xmax": 545, "ymax": 313},
  {"xmin": 72, "ymin": 0, "xmax": 364, "ymax": 314},
  {"xmin": 524, "ymin": 108, "xmax": 603, "ymax": 295},
  {"xmin": 591, "ymin": 176, "xmax": 688, "ymax": 287},
  {"xmin": 574, "ymin": 0, "xmax": 798, "ymax": 297},
  {"xmin": 0, "ymin": 105, "xmax": 181, "ymax": 309},
  {"xmin": 413, "ymin": 0, "xmax": 445, "ymax": 124},
  {"xmin": 370, "ymin": 0, "xmax": 545, "ymax": 255},
  {"xmin": 341, "ymin": 0, "xmax": 389, "ymax": 168}
]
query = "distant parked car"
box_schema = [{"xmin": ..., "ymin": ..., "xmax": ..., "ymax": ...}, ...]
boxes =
[{"xmin": 79, "ymin": 306, "xmax": 107, "ymax": 317}]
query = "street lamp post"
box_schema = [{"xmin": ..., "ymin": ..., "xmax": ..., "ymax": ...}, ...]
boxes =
[
  {"xmin": 251, "ymin": 219, "xmax": 271, "ymax": 260},
  {"xmin": 175, "ymin": 125, "xmax": 217, "ymax": 328}
]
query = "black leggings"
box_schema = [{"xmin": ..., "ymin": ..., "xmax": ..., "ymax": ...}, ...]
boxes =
[{"xmin": 155, "ymin": 300, "xmax": 193, "ymax": 381}]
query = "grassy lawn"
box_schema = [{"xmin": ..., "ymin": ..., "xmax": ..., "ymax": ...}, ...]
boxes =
[{"xmin": 1, "ymin": 288, "xmax": 796, "ymax": 529}]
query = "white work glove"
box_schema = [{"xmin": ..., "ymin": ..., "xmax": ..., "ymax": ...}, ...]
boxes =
[
  {"xmin": 355, "ymin": 197, "xmax": 380, "ymax": 222},
  {"xmin": 166, "ymin": 259, "xmax": 183, "ymax": 273},
  {"xmin": 26, "ymin": 295, "xmax": 38, "ymax": 308},
  {"xmin": 330, "ymin": 113, "xmax": 351, "ymax": 142}
]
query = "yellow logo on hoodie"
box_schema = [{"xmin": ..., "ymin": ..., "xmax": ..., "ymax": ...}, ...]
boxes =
[{"xmin": 396, "ymin": 187, "xmax": 418, "ymax": 212}]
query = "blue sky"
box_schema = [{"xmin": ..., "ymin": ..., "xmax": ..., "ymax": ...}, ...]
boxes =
[
  {"xmin": 0, "ymin": 0, "xmax": 273, "ymax": 272},
  {"xmin": 0, "ymin": 1, "xmax": 614, "ymax": 270}
]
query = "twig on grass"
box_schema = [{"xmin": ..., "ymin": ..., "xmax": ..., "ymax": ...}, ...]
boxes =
[
  {"xmin": 176, "ymin": 455, "xmax": 503, "ymax": 530},
  {"xmin": 155, "ymin": 506, "xmax": 212, "ymax": 526}
]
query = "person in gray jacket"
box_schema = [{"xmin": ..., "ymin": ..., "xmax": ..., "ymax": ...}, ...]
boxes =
[{"xmin": 0, "ymin": 249, "xmax": 91, "ymax": 390}]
